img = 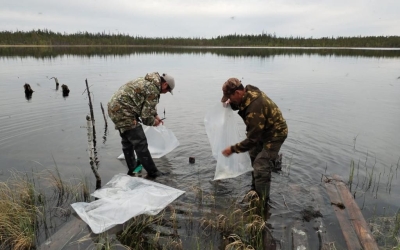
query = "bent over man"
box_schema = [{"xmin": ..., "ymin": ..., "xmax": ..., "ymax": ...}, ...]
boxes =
[
  {"xmin": 221, "ymin": 78, "xmax": 288, "ymax": 202},
  {"xmin": 108, "ymin": 72, "xmax": 175, "ymax": 178}
]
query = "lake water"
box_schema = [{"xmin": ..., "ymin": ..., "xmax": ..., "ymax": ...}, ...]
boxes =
[{"xmin": 0, "ymin": 47, "xmax": 399, "ymax": 249}]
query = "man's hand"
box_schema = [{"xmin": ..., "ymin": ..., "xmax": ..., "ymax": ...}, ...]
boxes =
[
  {"xmin": 155, "ymin": 115, "xmax": 164, "ymax": 125},
  {"xmin": 223, "ymin": 99, "xmax": 230, "ymax": 108},
  {"xmin": 153, "ymin": 118, "xmax": 161, "ymax": 126},
  {"xmin": 222, "ymin": 146, "xmax": 233, "ymax": 157}
]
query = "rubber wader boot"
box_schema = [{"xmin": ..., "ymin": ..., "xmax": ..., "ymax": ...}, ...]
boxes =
[
  {"xmin": 251, "ymin": 171, "xmax": 256, "ymax": 191},
  {"xmin": 254, "ymin": 171, "xmax": 271, "ymax": 205},
  {"xmin": 122, "ymin": 149, "xmax": 137, "ymax": 176},
  {"xmin": 272, "ymin": 153, "xmax": 283, "ymax": 172},
  {"xmin": 137, "ymin": 153, "xmax": 158, "ymax": 176},
  {"xmin": 250, "ymin": 156, "xmax": 256, "ymax": 191},
  {"xmin": 146, "ymin": 170, "xmax": 169, "ymax": 179},
  {"xmin": 255, "ymin": 181, "xmax": 271, "ymax": 204}
]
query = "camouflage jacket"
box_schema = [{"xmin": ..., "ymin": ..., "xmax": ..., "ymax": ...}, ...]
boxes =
[
  {"xmin": 230, "ymin": 85, "xmax": 288, "ymax": 153},
  {"xmin": 107, "ymin": 72, "xmax": 161, "ymax": 133}
]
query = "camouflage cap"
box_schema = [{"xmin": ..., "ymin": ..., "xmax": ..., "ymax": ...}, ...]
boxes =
[
  {"xmin": 162, "ymin": 73, "xmax": 175, "ymax": 95},
  {"xmin": 221, "ymin": 78, "xmax": 242, "ymax": 102}
]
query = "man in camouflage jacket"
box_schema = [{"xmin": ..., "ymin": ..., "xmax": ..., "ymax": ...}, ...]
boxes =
[
  {"xmin": 108, "ymin": 72, "xmax": 175, "ymax": 178},
  {"xmin": 221, "ymin": 78, "xmax": 288, "ymax": 201}
]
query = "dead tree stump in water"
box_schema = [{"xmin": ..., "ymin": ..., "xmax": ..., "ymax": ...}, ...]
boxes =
[
  {"xmin": 61, "ymin": 84, "xmax": 70, "ymax": 97},
  {"xmin": 24, "ymin": 83, "xmax": 34, "ymax": 94},
  {"xmin": 24, "ymin": 83, "xmax": 34, "ymax": 100}
]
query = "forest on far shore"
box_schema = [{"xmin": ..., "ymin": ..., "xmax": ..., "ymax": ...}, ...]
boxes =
[{"xmin": 0, "ymin": 29, "xmax": 399, "ymax": 48}]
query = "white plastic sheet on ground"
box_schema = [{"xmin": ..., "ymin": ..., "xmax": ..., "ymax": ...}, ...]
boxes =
[
  {"xmin": 71, "ymin": 173, "xmax": 185, "ymax": 234},
  {"xmin": 117, "ymin": 125, "xmax": 179, "ymax": 159},
  {"xmin": 204, "ymin": 103, "xmax": 252, "ymax": 180}
]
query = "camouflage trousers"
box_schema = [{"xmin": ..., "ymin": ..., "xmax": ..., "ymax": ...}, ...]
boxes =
[{"xmin": 250, "ymin": 136, "xmax": 287, "ymax": 202}]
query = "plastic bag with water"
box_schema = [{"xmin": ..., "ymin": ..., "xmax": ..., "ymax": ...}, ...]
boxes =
[
  {"xmin": 204, "ymin": 103, "xmax": 252, "ymax": 180},
  {"xmin": 117, "ymin": 125, "xmax": 179, "ymax": 159}
]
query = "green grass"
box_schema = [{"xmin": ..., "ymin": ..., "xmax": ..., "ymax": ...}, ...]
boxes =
[{"xmin": 0, "ymin": 169, "xmax": 91, "ymax": 249}]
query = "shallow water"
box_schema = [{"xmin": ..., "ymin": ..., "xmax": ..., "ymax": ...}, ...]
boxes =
[{"xmin": 0, "ymin": 47, "xmax": 399, "ymax": 248}]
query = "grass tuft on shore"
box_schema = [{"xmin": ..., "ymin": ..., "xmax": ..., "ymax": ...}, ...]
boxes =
[
  {"xmin": 0, "ymin": 172, "xmax": 40, "ymax": 250},
  {"xmin": 0, "ymin": 169, "xmax": 91, "ymax": 249}
]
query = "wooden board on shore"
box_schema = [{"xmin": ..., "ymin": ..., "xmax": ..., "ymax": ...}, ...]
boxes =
[
  {"xmin": 38, "ymin": 214, "xmax": 90, "ymax": 250},
  {"xmin": 323, "ymin": 175, "xmax": 379, "ymax": 250}
]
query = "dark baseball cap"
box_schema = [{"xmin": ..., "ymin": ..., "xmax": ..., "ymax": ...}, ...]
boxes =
[{"xmin": 221, "ymin": 78, "xmax": 242, "ymax": 102}]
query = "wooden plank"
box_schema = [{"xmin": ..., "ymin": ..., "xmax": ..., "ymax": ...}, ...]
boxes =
[
  {"xmin": 263, "ymin": 227, "xmax": 280, "ymax": 250},
  {"xmin": 309, "ymin": 186, "xmax": 331, "ymax": 250},
  {"xmin": 309, "ymin": 186, "xmax": 325, "ymax": 212},
  {"xmin": 39, "ymin": 214, "xmax": 90, "ymax": 250},
  {"xmin": 324, "ymin": 179, "xmax": 363, "ymax": 250},
  {"xmin": 334, "ymin": 177, "xmax": 379, "ymax": 250},
  {"xmin": 291, "ymin": 220, "xmax": 308, "ymax": 250}
]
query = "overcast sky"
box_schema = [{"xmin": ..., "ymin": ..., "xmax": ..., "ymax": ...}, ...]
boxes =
[{"xmin": 1, "ymin": 0, "xmax": 399, "ymax": 38}]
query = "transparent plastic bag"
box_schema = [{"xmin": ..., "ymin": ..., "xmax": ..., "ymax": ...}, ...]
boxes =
[
  {"xmin": 71, "ymin": 173, "xmax": 185, "ymax": 234},
  {"xmin": 204, "ymin": 103, "xmax": 252, "ymax": 180},
  {"xmin": 117, "ymin": 125, "xmax": 179, "ymax": 159}
]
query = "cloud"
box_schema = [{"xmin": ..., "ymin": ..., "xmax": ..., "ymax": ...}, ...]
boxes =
[{"xmin": 0, "ymin": 0, "xmax": 399, "ymax": 38}]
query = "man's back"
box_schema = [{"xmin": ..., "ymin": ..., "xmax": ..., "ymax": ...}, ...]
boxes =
[
  {"xmin": 239, "ymin": 84, "xmax": 288, "ymax": 141},
  {"xmin": 108, "ymin": 72, "xmax": 161, "ymax": 131}
]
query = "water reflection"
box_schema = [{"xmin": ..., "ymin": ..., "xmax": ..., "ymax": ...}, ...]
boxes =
[{"xmin": 1, "ymin": 46, "xmax": 399, "ymax": 59}]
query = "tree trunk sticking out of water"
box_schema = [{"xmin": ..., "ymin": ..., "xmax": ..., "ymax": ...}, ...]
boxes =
[
  {"xmin": 100, "ymin": 102, "xmax": 108, "ymax": 144},
  {"xmin": 50, "ymin": 77, "xmax": 59, "ymax": 90},
  {"xmin": 85, "ymin": 79, "xmax": 101, "ymax": 189},
  {"xmin": 85, "ymin": 79, "xmax": 96, "ymax": 147},
  {"xmin": 86, "ymin": 115, "xmax": 101, "ymax": 189},
  {"xmin": 100, "ymin": 102, "xmax": 108, "ymax": 128},
  {"xmin": 85, "ymin": 79, "xmax": 98, "ymax": 166}
]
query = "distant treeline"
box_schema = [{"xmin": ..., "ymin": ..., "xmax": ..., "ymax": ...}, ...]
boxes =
[
  {"xmin": 1, "ymin": 29, "xmax": 400, "ymax": 47},
  {"xmin": 1, "ymin": 46, "xmax": 400, "ymax": 59}
]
